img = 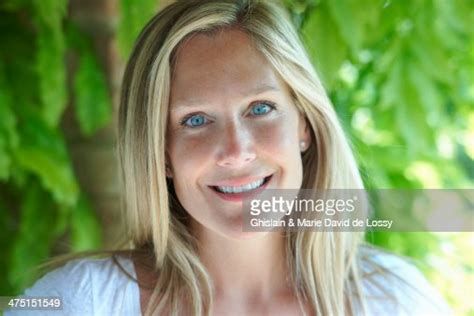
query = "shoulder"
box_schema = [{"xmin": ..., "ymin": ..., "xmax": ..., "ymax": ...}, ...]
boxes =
[
  {"xmin": 359, "ymin": 247, "xmax": 452, "ymax": 315},
  {"xmin": 5, "ymin": 255, "xmax": 140, "ymax": 315}
]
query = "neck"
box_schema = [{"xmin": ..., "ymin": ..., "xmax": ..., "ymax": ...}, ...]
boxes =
[{"xmin": 193, "ymin": 221, "xmax": 292, "ymax": 303}]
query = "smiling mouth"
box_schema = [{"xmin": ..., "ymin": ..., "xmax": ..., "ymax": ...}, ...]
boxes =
[{"xmin": 210, "ymin": 175, "xmax": 272, "ymax": 194}]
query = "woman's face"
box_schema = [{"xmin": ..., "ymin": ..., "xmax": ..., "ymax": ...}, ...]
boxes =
[{"xmin": 167, "ymin": 29, "xmax": 310, "ymax": 238}]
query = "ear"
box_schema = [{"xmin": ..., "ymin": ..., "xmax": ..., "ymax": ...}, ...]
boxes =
[{"xmin": 298, "ymin": 114, "xmax": 311, "ymax": 153}]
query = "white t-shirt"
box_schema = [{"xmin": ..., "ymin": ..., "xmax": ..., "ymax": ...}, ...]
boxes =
[{"xmin": 4, "ymin": 252, "xmax": 451, "ymax": 315}]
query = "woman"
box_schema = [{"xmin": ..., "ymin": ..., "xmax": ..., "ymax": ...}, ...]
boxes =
[{"xmin": 7, "ymin": 0, "xmax": 450, "ymax": 315}]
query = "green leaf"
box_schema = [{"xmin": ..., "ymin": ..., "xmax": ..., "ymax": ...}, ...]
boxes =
[
  {"xmin": 301, "ymin": 3, "xmax": 348, "ymax": 88},
  {"xmin": 408, "ymin": 64, "xmax": 444, "ymax": 127},
  {"xmin": 373, "ymin": 37, "xmax": 403, "ymax": 75},
  {"xmin": 33, "ymin": 0, "xmax": 67, "ymax": 127},
  {"xmin": 326, "ymin": 0, "xmax": 361, "ymax": 53},
  {"xmin": 118, "ymin": 0, "xmax": 159, "ymax": 58},
  {"xmin": 0, "ymin": 62, "xmax": 19, "ymax": 180},
  {"xmin": 434, "ymin": 0, "xmax": 471, "ymax": 46},
  {"xmin": 73, "ymin": 53, "xmax": 112, "ymax": 135},
  {"xmin": 14, "ymin": 110, "xmax": 78, "ymax": 206},
  {"xmin": 393, "ymin": 60, "xmax": 433, "ymax": 157},
  {"xmin": 70, "ymin": 195, "xmax": 102, "ymax": 251},
  {"xmin": 67, "ymin": 24, "xmax": 112, "ymax": 136},
  {"xmin": 8, "ymin": 182, "xmax": 60, "ymax": 292},
  {"xmin": 380, "ymin": 59, "xmax": 402, "ymax": 110},
  {"xmin": 32, "ymin": 0, "xmax": 67, "ymax": 30},
  {"xmin": 0, "ymin": 13, "xmax": 39, "ymax": 104},
  {"xmin": 36, "ymin": 23, "xmax": 67, "ymax": 127},
  {"xmin": 410, "ymin": 39, "xmax": 453, "ymax": 86}
]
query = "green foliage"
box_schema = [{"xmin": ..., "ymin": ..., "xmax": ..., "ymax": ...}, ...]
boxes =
[
  {"xmin": 33, "ymin": 0, "xmax": 68, "ymax": 127},
  {"xmin": 0, "ymin": 0, "xmax": 472, "ymax": 314},
  {"xmin": 67, "ymin": 24, "xmax": 112, "ymax": 136},
  {"xmin": 0, "ymin": 62, "xmax": 19, "ymax": 180},
  {"xmin": 0, "ymin": 0, "xmax": 109, "ymax": 295},
  {"xmin": 118, "ymin": 0, "xmax": 159, "ymax": 59},
  {"xmin": 15, "ymin": 110, "xmax": 78, "ymax": 206},
  {"xmin": 301, "ymin": 2, "xmax": 348, "ymax": 86},
  {"xmin": 70, "ymin": 195, "xmax": 102, "ymax": 251},
  {"xmin": 288, "ymin": 0, "xmax": 473, "ymax": 313},
  {"xmin": 8, "ymin": 181, "xmax": 67, "ymax": 290},
  {"xmin": 291, "ymin": 0, "xmax": 473, "ymax": 188}
]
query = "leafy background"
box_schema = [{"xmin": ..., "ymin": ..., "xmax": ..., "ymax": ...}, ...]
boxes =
[{"xmin": 0, "ymin": 0, "xmax": 472, "ymax": 314}]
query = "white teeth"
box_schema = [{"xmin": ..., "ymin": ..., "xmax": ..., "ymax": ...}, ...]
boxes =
[{"xmin": 216, "ymin": 178, "xmax": 265, "ymax": 194}]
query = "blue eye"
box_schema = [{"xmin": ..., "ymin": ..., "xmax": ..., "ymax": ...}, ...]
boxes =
[
  {"xmin": 183, "ymin": 114, "xmax": 207, "ymax": 127},
  {"xmin": 250, "ymin": 102, "xmax": 274, "ymax": 116}
]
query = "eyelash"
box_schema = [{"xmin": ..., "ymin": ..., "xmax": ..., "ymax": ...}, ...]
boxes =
[
  {"xmin": 249, "ymin": 101, "xmax": 276, "ymax": 116},
  {"xmin": 180, "ymin": 101, "xmax": 277, "ymax": 128}
]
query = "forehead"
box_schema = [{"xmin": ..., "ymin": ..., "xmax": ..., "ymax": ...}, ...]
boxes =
[{"xmin": 170, "ymin": 29, "xmax": 285, "ymax": 107}]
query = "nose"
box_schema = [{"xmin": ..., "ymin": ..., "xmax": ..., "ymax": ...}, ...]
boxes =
[{"xmin": 216, "ymin": 121, "xmax": 256, "ymax": 168}]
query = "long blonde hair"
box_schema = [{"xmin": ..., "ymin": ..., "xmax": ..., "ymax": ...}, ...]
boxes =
[{"xmin": 118, "ymin": 0, "xmax": 367, "ymax": 314}]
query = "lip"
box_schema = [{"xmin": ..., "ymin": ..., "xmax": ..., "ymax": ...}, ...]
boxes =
[{"xmin": 209, "ymin": 175, "xmax": 273, "ymax": 202}]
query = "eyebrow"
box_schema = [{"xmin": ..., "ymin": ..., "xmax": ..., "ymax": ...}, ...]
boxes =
[{"xmin": 170, "ymin": 84, "xmax": 281, "ymax": 112}]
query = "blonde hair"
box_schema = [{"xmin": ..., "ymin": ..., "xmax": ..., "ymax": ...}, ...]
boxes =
[{"xmin": 118, "ymin": 0, "xmax": 367, "ymax": 314}]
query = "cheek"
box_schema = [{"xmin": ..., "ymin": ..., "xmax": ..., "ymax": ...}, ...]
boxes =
[
  {"xmin": 254, "ymin": 116, "xmax": 304, "ymax": 187},
  {"xmin": 252, "ymin": 116, "xmax": 300, "ymax": 154},
  {"xmin": 170, "ymin": 134, "xmax": 215, "ymax": 165},
  {"xmin": 167, "ymin": 132, "xmax": 215, "ymax": 188}
]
